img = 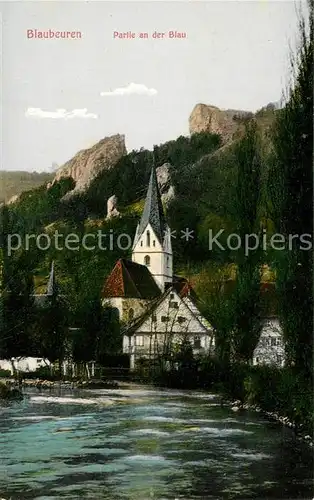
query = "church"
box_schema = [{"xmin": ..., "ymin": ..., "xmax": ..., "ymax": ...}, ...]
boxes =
[{"xmin": 102, "ymin": 166, "xmax": 214, "ymax": 369}]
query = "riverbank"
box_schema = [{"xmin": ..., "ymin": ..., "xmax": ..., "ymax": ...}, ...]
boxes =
[
  {"xmin": 224, "ymin": 397, "xmax": 314, "ymax": 448},
  {"xmin": 0, "ymin": 381, "xmax": 23, "ymax": 401},
  {"xmin": 0, "ymin": 377, "xmax": 120, "ymax": 391},
  {"xmin": 148, "ymin": 360, "xmax": 313, "ymax": 449}
]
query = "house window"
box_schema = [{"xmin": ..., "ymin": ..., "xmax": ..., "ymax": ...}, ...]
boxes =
[
  {"xmin": 153, "ymin": 240, "xmax": 156, "ymax": 247},
  {"xmin": 128, "ymin": 308, "xmax": 134, "ymax": 322},
  {"xmin": 255, "ymin": 357, "xmax": 259, "ymax": 364},
  {"xmin": 161, "ymin": 316, "xmax": 169, "ymax": 322},
  {"xmin": 177, "ymin": 316, "xmax": 186, "ymax": 324},
  {"xmin": 152, "ymin": 314, "xmax": 157, "ymax": 322},
  {"xmin": 194, "ymin": 336, "xmax": 201, "ymax": 349},
  {"xmin": 170, "ymin": 293, "xmax": 175, "ymax": 299},
  {"xmin": 135, "ymin": 335, "xmax": 144, "ymax": 346},
  {"xmin": 271, "ymin": 338, "xmax": 277, "ymax": 347},
  {"xmin": 146, "ymin": 231, "xmax": 151, "ymax": 247},
  {"xmin": 144, "ymin": 255, "xmax": 151, "ymax": 266},
  {"xmin": 169, "ymin": 301, "xmax": 179, "ymax": 309},
  {"xmin": 140, "ymin": 241, "xmax": 143, "ymax": 247}
]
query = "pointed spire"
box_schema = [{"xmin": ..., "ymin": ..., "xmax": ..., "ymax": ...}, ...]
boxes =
[
  {"xmin": 135, "ymin": 154, "xmax": 167, "ymax": 245},
  {"xmin": 46, "ymin": 261, "xmax": 57, "ymax": 296}
]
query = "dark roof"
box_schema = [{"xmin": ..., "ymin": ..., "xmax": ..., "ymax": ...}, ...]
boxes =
[
  {"xmin": 102, "ymin": 258, "xmax": 161, "ymax": 299},
  {"xmin": 134, "ymin": 166, "xmax": 167, "ymax": 246}
]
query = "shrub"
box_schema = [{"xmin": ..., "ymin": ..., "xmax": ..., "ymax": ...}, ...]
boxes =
[
  {"xmin": 0, "ymin": 381, "xmax": 23, "ymax": 400},
  {"xmin": 0, "ymin": 369, "xmax": 11, "ymax": 378},
  {"xmin": 18, "ymin": 366, "xmax": 56, "ymax": 380}
]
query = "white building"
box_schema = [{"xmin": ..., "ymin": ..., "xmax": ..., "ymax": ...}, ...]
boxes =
[
  {"xmin": 102, "ymin": 165, "xmax": 214, "ymax": 369},
  {"xmin": 0, "ymin": 357, "xmax": 51, "ymax": 375},
  {"xmin": 253, "ymin": 317, "xmax": 285, "ymax": 367}
]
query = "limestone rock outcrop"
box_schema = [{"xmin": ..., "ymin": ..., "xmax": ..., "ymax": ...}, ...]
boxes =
[
  {"xmin": 189, "ymin": 103, "xmax": 252, "ymax": 144},
  {"xmin": 7, "ymin": 194, "xmax": 20, "ymax": 205},
  {"xmin": 51, "ymin": 134, "xmax": 126, "ymax": 199},
  {"xmin": 156, "ymin": 163, "xmax": 175, "ymax": 206},
  {"xmin": 106, "ymin": 194, "xmax": 120, "ymax": 219}
]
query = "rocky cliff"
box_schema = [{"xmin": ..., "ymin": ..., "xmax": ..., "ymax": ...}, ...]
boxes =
[
  {"xmin": 189, "ymin": 103, "xmax": 252, "ymax": 144},
  {"xmin": 52, "ymin": 134, "xmax": 126, "ymax": 198},
  {"xmin": 156, "ymin": 163, "xmax": 175, "ymax": 206}
]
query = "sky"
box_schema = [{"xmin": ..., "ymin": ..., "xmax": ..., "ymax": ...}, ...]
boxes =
[{"xmin": 0, "ymin": 0, "xmax": 304, "ymax": 172}]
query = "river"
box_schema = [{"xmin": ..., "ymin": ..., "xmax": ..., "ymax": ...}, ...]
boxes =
[{"xmin": 0, "ymin": 386, "xmax": 312, "ymax": 499}]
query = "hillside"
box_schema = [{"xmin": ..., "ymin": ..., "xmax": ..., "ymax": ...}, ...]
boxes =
[
  {"xmin": 4, "ymin": 102, "xmax": 278, "ymax": 288},
  {"xmin": 0, "ymin": 170, "xmax": 53, "ymax": 204}
]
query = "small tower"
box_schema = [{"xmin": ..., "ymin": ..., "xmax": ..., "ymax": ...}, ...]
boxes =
[{"xmin": 132, "ymin": 162, "xmax": 173, "ymax": 291}]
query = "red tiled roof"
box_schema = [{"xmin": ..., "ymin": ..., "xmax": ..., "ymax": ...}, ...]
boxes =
[
  {"xmin": 170, "ymin": 276, "xmax": 197, "ymax": 299},
  {"xmin": 102, "ymin": 259, "xmax": 161, "ymax": 299}
]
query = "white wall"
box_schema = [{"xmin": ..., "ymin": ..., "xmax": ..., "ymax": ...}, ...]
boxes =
[
  {"xmin": 136, "ymin": 290, "xmax": 210, "ymax": 335},
  {"xmin": 0, "ymin": 357, "xmax": 51, "ymax": 374},
  {"xmin": 123, "ymin": 289, "xmax": 214, "ymax": 365},
  {"xmin": 132, "ymin": 223, "xmax": 172, "ymax": 291}
]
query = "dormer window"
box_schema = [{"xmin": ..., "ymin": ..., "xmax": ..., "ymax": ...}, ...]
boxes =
[
  {"xmin": 194, "ymin": 336, "xmax": 201, "ymax": 349},
  {"xmin": 169, "ymin": 301, "xmax": 179, "ymax": 309},
  {"xmin": 144, "ymin": 255, "xmax": 151, "ymax": 266},
  {"xmin": 146, "ymin": 230, "xmax": 151, "ymax": 247}
]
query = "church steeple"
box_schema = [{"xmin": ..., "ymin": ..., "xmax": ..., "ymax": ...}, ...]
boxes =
[
  {"xmin": 133, "ymin": 161, "xmax": 167, "ymax": 248},
  {"xmin": 132, "ymin": 158, "xmax": 173, "ymax": 292}
]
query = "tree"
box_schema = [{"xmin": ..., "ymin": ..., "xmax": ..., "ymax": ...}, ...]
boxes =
[
  {"xmin": 268, "ymin": 3, "xmax": 313, "ymax": 374},
  {"xmin": 0, "ymin": 206, "xmax": 39, "ymax": 362},
  {"xmin": 37, "ymin": 293, "xmax": 68, "ymax": 375},
  {"xmin": 196, "ymin": 264, "xmax": 234, "ymax": 364},
  {"xmin": 96, "ymin": 305, "xmax": 122, "ymax": 365},
  {"xmin": 231, "ymin": 121, "xmax": 264, "ymax": 362}
]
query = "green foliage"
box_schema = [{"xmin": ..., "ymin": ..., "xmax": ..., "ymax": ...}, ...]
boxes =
[
  {"xmin": 231, "ymin": 121, "xmax": 264, "ymax": 362},
  {"xmin": 83, "ymin": 132, "xmax": 221, "ymax": 217},
  {"xmin": 244, "ymin": 365, "xmax": 313, "ymax": 434},
  {"xmin": 268, "ymin": 4, "xmax": 313, "ymax": 374},
  {"xmin": 0, "ymin": 250, "xmax": 37, "ymax": 359},
  {"xmin": 9, "ymin": 177, "xmax": 75, "ymax": 234},
  {"xmin": 97, "ymin": 307, "xmax": 122, "ymax": 363},
  {"xmin": 18, "ymin": 366, "xmax": 55, "ymax": 380}
]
